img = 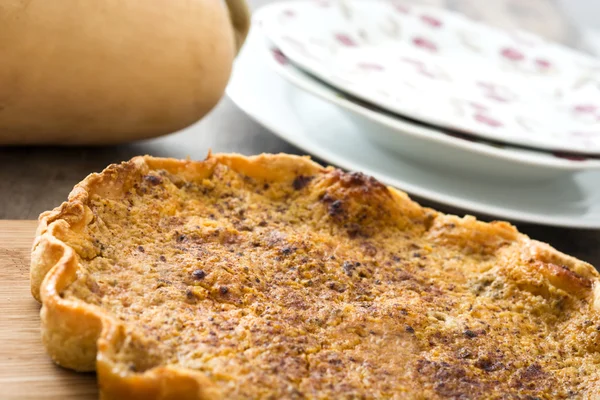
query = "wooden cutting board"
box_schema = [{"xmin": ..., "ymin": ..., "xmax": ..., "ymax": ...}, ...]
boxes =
[{"xmin": 0, "ymin": 220, "xmax": 97, "ymax": 400}]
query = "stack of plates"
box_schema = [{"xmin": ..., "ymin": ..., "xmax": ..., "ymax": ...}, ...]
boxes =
[{"xmin": 226, "ymin": 0, "xmax": 600, "ymax": 228}]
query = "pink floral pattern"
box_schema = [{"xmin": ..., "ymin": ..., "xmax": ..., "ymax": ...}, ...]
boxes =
[
  {"xmin": 470, "ymin": 102, "xmax": 489, "ymax": 112},
  {"xmin": 272, "ymin": 49, "xmax": 288, "ymax": 65},
  {"xmin": 400, "ymin": 57, "xmax": 425, "ymax": 67},
  {"xmin": 391, "ymin": 2, "xmax": 410, "ymax": 14},
  {"xmin": 474, "ymin": 113, "xmax": 503, "ymax": 128},
  {"xmin": 357, "ymin": 62, "xmax": 384, "ymax": 71},
  {"xmin": 421, "ymin": 15, "xmax": 443, "ymax": 28},
  {"xmin": 534, "ymin": 58, "xmax": 552, "ymax": 69},
  {"xmin": 574, "ymin": 104, "xmax": 597, "ymax": 113},
  {"xmin": 486, "ymin": 93, "xmax": 510, "ymax": 103},
  {"xmin": 412, "ymin": 37, "xmax": 437, "ymax": 52},
  {"xmin": 335, "ymin": 33, "xmax": 357, "ymax": 47},
  {"xmin": 418, "ymin": 69, "xmax": 437, "ymax": 79},
  {"xmin": 501, "ymin": 47, "xmax": 525, "ymax": 61},
  {"xmin": 477, "ymin": 82, "xmax": 515, "ymax": 103},
  {"xmin": 400, "ymin": 57, "xmax": 449, "ymax": 79}
]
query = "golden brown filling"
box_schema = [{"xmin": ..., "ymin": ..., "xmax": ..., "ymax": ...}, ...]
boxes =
[{"xmin": 63, "ymin": 163, "xmax": 600, "ymax": 399}]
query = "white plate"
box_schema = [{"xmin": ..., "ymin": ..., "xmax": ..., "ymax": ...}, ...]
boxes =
[
  {"xmin": 258, "ymin": 30, "xmax": 600, "ymax": 181},
  {"xmin": 226, "ymin": 28, "xmax": 600, "ymax": 229},
  {"xmin": 258, "ymin": 0, "xmax": 600, "ymax": 155}
]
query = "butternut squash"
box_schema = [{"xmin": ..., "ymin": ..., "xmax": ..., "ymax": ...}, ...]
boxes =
[{"xmin": 0, "ymin": 0, "xmax": 250, "ymax": 144}]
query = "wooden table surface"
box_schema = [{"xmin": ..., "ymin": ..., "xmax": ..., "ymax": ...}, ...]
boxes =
[
  {"xmin": 0, "ymin": 221, "xmax": 98, "ymax": 400},
  {"xmin": 0, "ymin": 0, "xmax": 597, "ymax": 267}
]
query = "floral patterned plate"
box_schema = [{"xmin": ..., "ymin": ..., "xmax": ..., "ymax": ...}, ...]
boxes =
[
  {"xmin": 258, "ymin": 0, "xmax": 600, "ymax": 155},
  {"xmin": 255, "ymin": 28, "xmax": 600, "ymax": 181}
]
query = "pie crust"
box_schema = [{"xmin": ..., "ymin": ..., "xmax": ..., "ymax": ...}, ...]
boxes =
[{"xmin": 31, "ymin": 154, "xmax": 600, "ymax": 399}]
